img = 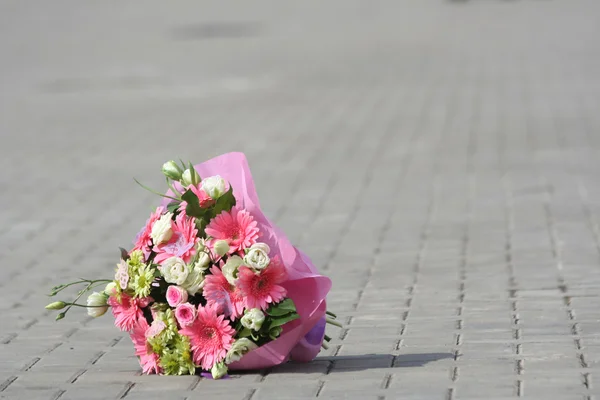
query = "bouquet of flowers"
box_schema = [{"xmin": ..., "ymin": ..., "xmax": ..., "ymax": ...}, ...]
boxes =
[{"xmin": 45, "ymin": 152, "xmax": 336, "ymax": 378}]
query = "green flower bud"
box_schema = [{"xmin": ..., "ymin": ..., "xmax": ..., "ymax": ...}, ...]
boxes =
[
  {"xmin": 56, "ymin": 312, "xmax": 66, "ymax": 321},
  {"xmin": 162, "ymin": 161, "xmax": 183, "ymax": 181},
  {"xmin": 214, "ymin": 240, "xmax": 230, "ymax": 257},
  {"xmin": 45, "ymin": 301, "xmax": 67, "ymax": 310}
]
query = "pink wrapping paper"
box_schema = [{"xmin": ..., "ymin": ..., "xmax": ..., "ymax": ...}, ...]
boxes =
[{"xmin": 165, "ymin": 152, "xmax": 331, "ymax": 370}]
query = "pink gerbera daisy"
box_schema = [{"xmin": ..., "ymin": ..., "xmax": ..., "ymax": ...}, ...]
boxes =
[
  {"xmin": 132, "ymin": 207, "xmax": 165, "ymax": 260},
  {"xmin": 179, "ymin": 303, "xmax": 235, "ymax": 370},
  {"xmin": 203, "ymin": 266, "xmax": 245, "ymax": 319},
  {"xmin": 237, "ymin": 256, "xmax": 288, "ymax": 310},
  {"xmin": 107, "ymin": 293, "xmax": 151, "ymax": 331},
  {"xmin": 153, "ymin": 212, "xmax": 198, "ymax": 264},
  {"xmin": 205, "ymin": 206, "xmax": 259, "ymax": 254},
  {"xmin": 130, "ymin": 317, "xmax": 162, "ymax": 374}
]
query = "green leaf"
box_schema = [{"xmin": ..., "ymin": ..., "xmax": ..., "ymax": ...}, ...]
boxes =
[
  {"xmin": 212, "ymin": 187, "xmax": 236, "ymax": 216},
  {"xmin": 119, "ymin": 247, "xmax": 130, "ymax": 261},
  {"xmin": 166, "ymin": 201, "xmax": 180, "ymax": 214},
  {"xmin": 268, "ymin": 312, "xmax": 300, "ymax": 330},
  {"xmin": 238, "ymin": 327, "xmax": 252, "ymax": 338},
  {"xmin": 265, "ymin": 298, "xmax": 297, "ymax": 317},
  {"xmin": 181, "ymin": 189, "xmax": 205, "ymax": 219},
  {"xmin": 188, "ymin": 162, "xmax": 200, "ymax": 185}
]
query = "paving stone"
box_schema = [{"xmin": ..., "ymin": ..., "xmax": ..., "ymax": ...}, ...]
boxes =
[{"xmin": 2, "ymin": 0, "xmax": 600, "ymax": 399}]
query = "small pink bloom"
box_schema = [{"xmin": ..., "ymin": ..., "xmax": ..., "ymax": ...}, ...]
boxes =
[
  {"xmin": 179, "ymin": 303, "xmax": 235, "ymax": 370},
  {"xmin": 178, "ymin": 184, "xmax": 215, "ymax": 213},
  {"xmin": 145, "ymin": 319, "xmax": 166, "ymax": 339},
  {"xmin": 153, "ymin": 213, "xmax": 199, "ymax": 264},
  {"xmin": 108, "ymin": 293, "xmax": 145, "ymax": 331},
  {"xmin": 237, "ymin": 256, "xmax": 288, "ymax": 311},
  {"xmin": 175, "ymin": 302, "xmax": 197, "ymax": 327},
  {"xmin": 205, "ymin": 206, "xmax": 259, "ymax": 254},
  {"xmin": 203, "ymin": 266, "xmax": 245, "ymax": 319},
  {"xmin": 166, "ymin": 285, "xmax": 188, "ymax": 307},
  {"xmin": 132, "ymin": 207, "xmax": 165, "ymax": 260},
  {"xmin": 130, "ymin": 317, "xmax": 161, "ymax": 374}
]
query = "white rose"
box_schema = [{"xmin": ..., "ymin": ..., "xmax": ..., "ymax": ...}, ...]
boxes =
[
  {"xmin": 150, "ymin": 212, "xmax": 173, "ymax": 244},
  {"xmin": 244, "ymin": 244, "xmax": 270, "ymax": 271},
  {"xmin": 86, "ymin": 292, "xmax": 109, "ymax": 318},
  {"xmin": 250, "ymin": 243, "xmax": 270, "ymax": 254},
  {"xmin": 182, "ymin": 266, "xmax": 205, "ymax": 295},
  {"xmin": 161, "ymin": 257, "xmax": 189, "ymax": 285},
  {"xmin": 201, "ymin": 175, "xmax": 227, "ymax": 199},
  {"xmin": 222, "ymin": 255, "xmax": 244, "ymax": 285},
  {"xmin": 225, "ymin": 338, "xmax": 258, "ymax": 364},
  {"xmin": 241, "ymin": 308, "xmax": 265, "ymax": 331}
]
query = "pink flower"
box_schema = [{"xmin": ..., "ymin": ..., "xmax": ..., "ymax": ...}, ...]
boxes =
[
  {"xmin": 179, "ymin": 303, "xmax": 235, "ymax": 370},
  {"xmin": 107, "ymin": 293, "xmax": 152, "ymax": 331},
  {"xmin": 130, "ymin": 317, "xmax": 161, "ymax": 374},
  {"xmin": 145, "ymin": 319, "xmax": 166, "ymax": 338},
  {"xmin": 153, "ymin": 212, "xmax": 198, "ymax": 264},
  {"xmin": 166, "ymin": 285, "xmax": 188, "ymax": 307},
  {"xmin": 203, "ymin": 266, "xmax": 245, "ymax": 319},
  {"xmin": 178, "ymin": 184, "xmax": 215, "ymax": 213},
  {"xmin": 237, "ymin": 256, "xmax": 288, "ymax": 311},
  {"xmin": 132, "ymin": 207, "xmax": 164, "ymax": 260},
  {"xmin": 205, "ymin": 206, "xmax": 259, "ymax": 254},
  {"xmin": 175, "ymin": 302, "xmax": 197, "ymax": 327}
]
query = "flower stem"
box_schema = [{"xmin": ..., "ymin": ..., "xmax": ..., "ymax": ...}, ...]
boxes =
[
  {"xmin": 326, "ymin": 317, "xmax": 343, "ymax": 328},
  {"xmin": 134, "ymin": 178, "xmax": 180, "ymax": 201}
]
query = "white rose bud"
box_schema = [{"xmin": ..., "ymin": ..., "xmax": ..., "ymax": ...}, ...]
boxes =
[
  {"xmin": 221, "ymin": 255, "xmax": 244, "ymax": 285},
  {"xmin": 104, "ymin": 282, "xmax": 117, "ymax": 296},
  {"xmin": 213, "ymin": 240, "xmax": 230, "ymax": 257},
  {"xmin": 161, "ymin": 257, "xmax": 189, "ymax": 285},
  {"xmin": 195, "ymin": 252, "xmax": 211, "ymax": 271},
  {"xmin": 241, "ymin": 308, "xmax": 265, "ymax": 331},
  {"xmin": 244, "ymin": 243, "xmax": 270, "ymax": 271},
  {"xmin": 161, "ymin": 160, "xmax": 183, "ymax": 181},
  {"xmin": 150, "ymin": 212, "xmax": 173, "ymax": 244},
  {"xmin": 86, "ymin": 292, "xmax": 109, "ymax": 318},
  {"xmin": 225, "ymin": 338, "xmax": 258, "ymax": 364},
  {"xmin": 211, "ymin": 361, "xmax": 228, "ymax": 379},
  {"xmin": 181, "ymin": 167, "xmax": 200, "ymax": 187},
  {"xmin": 201, "ymin": 175, "xmax": 227, "ymax": 199}
]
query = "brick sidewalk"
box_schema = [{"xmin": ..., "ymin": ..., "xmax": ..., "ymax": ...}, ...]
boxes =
[{"xmin": 1, "ymin": 0, "xmax": 600, "ymax": 399}]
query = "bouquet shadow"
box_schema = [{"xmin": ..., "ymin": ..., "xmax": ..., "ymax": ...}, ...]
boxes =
[{"xmin": 230, "ymin": 352, "xmax": 454, "ymax": 377}]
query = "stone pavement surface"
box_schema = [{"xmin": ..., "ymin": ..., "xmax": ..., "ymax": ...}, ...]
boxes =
[{"xmin": 1, "ymin": 0, "xmax": 600, "ymax": 398}]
